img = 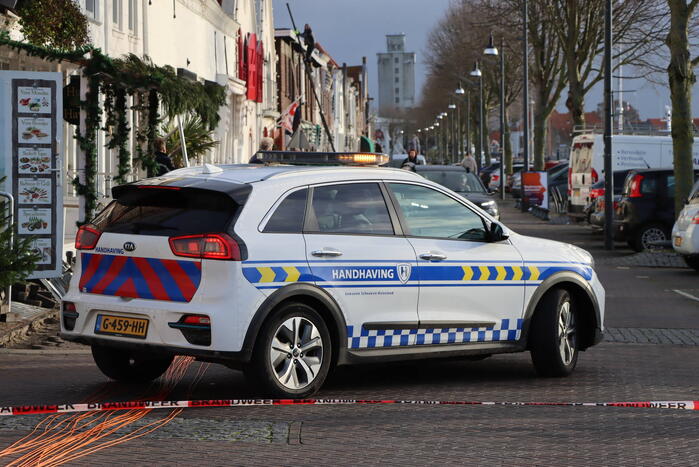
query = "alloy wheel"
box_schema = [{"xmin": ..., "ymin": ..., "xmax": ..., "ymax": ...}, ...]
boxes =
[
  {"xmin": 641, "ymin": 227, "xmax": 666, "ymax": 250},
  {"xmin": 270, "ymin": 317, "xmax": 324, "ymax": 390},
  {"xmin": 558, "ymin": 301, "xmax": 576, "ymax": 366}
]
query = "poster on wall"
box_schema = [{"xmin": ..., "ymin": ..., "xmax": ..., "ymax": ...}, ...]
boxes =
[
  {"xmin": 0, "ymin": 71, "xmax": 64, "ymax": 279},
  {"xmin": 17, "ymin": 86, "xmax": 52, "ymax": 114},
  {"xmin": 522, "ymin": 172, "xmax": 549, "ymax": 210}
]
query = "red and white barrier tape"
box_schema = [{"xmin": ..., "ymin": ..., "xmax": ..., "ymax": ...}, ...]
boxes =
[{"xmin": 0, "ymin": 399, "xmax": 697, "ymax": 416}]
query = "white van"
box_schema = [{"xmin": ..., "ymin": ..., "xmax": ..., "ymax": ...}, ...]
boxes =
[{"xmin": 568, "ymin": 134, "xmax": 699, "ymax": 217}]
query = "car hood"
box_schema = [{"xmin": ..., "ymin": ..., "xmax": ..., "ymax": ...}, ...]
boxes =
[
  {"xmin": 508, "ymin": 232, "xmax": 594, "ymax": 267},
  {"xmin": 456, "ymin": 192, "xmax": 493, "ymax": 205}
]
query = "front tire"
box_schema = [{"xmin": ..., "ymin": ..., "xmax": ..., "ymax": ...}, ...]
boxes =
[
  {"xmin": 248, "ymin": 302, "xmax": 332, "ymax": 398},
  {"xmin": 91, "ymin": 345, "xmax": 173, "ymax": 382},
  {"xmin": 683, "ymin": 254, "xmax": 699, "ymax": 272},
  {"xmin": 529, "ymin": 289, "xmax": 578, "ymax": 377}
]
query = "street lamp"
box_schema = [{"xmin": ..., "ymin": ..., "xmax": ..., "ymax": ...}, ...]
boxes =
[
  {"xmin": 454, "ymin": 83, "xmax": 465, "ymax": 161},
  {"xmin": 448, "ymin": 103, "xmax": 457, "ymax": 163},
  {"xmin": 470, "ymin": 61, "xmax": 484, "ymax": 170},
  {"xmin": 484, "ymin": 33, "xmax": 505, "ymax": 201}
]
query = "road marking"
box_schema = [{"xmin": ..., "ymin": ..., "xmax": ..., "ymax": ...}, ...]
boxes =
[
  {"xmin": 673, "ymin": 289, "xmax": 699, "ymax": 303},
  {"xmin": 616, "ymin": 266, "xmax": 630, "ymax": 270}
]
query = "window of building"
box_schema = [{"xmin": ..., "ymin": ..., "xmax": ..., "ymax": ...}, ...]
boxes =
[
  {"xmin": 394, "ymin": 67, "xmax": 399, "ymax": 74},
  {"xmin": 113, "ymin": 0, "xmax": 122, "ymax": 28},
  {"xmin": 85, "ymin": 0, "xmax": 98, "ymax": 20},
  {"xmin": 395, "ymin": 97, "xmax": 400, "ymax": 104},
  {"xmin": 395, "ymin": 77, "xmax": 399, "ymax": 83},
  {"xmin": 394, "ymin": 57, "xmax": 399, "ymax": 63},
  {"xmin": 128, "ymin": 0, "xmax": 137, "ymax": 32},
  {"xmin": 395, "ymin": 87, "xmax": 399, "ymax": 94}
]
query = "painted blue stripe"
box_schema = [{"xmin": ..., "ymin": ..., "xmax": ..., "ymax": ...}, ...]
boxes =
[
  {"xmin": 84, "ymin": 254, "xmax": 116, "ymax": 292},
  {"xmin": 129, "ymin": 259, "xmax": 155, "ymax": 300},
  {"xmin": 256, "ymin": 282, "xmax": 531, "ymax": 290},
  {"xmin": 178, "ymin": 261, "xmax": 202, "ymax": 287},
  {"xmin": 272, "ymin": 266, "xmax": 288, "ymax": 282},
  {"xmin": 146, "ymin": 258, "xmax": 185, "ymax": 302},
  {"xmin": 242, "ymin": 268, "xmax": 262, "ymax": 283}
]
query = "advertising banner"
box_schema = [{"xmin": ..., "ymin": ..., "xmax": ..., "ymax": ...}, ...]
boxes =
[
  {"xmin": 0, "ymin": 71, "xmax": 64, "ymax": 279},
  {"xmin": 522, "ymin": 171, "xmax": 548, "ymax": 210}
]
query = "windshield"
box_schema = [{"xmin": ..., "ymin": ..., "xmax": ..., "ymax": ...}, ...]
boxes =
[
  {"xmin": 420, "ymin": 170, "xmax": 485, "ymax": 193},
  {"xmin": 571, "ymin": 142, "xmax": 593, "ymax": 173},
  {"xmin": 690, "ymin": 180, "xmax": 699, "ymax": 204}
]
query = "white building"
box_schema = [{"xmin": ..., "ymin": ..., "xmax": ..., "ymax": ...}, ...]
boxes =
[{"xmin": 377, "ymin": 34, "xmax": 415, "ymax": 116}]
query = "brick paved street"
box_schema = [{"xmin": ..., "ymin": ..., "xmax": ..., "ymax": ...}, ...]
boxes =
[{"xmin": 1, "ymin": 200, "xmax": 697, "ymax": 466}]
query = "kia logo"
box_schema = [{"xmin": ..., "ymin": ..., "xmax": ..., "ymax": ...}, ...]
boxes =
[{"xmin": 123, "ymin": 242, "xmax": 136, "ymax": 252}]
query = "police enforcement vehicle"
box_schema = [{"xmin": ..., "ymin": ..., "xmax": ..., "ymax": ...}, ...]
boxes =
[{"xmin": 61, "ymin": 151, "xmax": 605, "ymax": 398}]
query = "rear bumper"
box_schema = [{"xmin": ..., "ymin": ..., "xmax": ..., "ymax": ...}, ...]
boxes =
[
  {"xmin": 61, "ymin": 333, "xmax": 251, "ymax": 366},
  {"xmin": 672, "ymin": 225, "xmax": 699, "ymax": 255}
]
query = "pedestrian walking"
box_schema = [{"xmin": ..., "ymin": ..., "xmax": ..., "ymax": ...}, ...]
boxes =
[
  {"xmin": 461, "ymin": 152, "xmax": 478, "ymax": 174},
  {"xmin": 150, "ymin": 138, "xmax": 175, "ymax": 177}
]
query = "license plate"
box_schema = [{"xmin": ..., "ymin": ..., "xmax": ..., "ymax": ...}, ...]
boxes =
[
  {"xmin": 674, "ymin": 237, "xmax": 683, "ymax": 247},
  {"xmin": 95, "ymin": 314, "xmax": 149, "ymax": 339}
]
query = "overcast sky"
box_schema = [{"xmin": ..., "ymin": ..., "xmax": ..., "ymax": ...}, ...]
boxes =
[{"xmin": 273, "ymin": 0, "xmax": 696, "ymax": 120}]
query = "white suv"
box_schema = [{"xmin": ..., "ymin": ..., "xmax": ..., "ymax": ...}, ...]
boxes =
[
  {"xmin": 61, "ymin": 164, "xmax": 605, "ymax": 398},
  {"xmin": 672, "ymin": 179, "xmax": 699, "ymax": 271}
]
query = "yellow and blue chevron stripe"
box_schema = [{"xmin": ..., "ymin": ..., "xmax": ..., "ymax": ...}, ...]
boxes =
[{"xmin": 242, "ymin": 262, "xmax": 591, "ymax": 289}]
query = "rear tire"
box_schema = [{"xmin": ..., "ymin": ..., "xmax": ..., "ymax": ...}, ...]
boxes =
[
  {"xmin": 247, "ymin": 302, "xmax": 332, "ymax": 398},
  {"xmin": 91, "ymin": 345, "xmax": 173, "ymax": 382},
  {"xmin": 683, "ymin": 255, "xmax": 699, "ymax": 272},
  {"xmin": 630, "ymin": 223, "xmax": 669, "ymax": 252},
  {"xmin": 529, "ymin": 289, "xmax": 578, "ymax": 377}
]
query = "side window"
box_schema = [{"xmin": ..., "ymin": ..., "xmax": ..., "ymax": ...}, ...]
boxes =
[
  {"xmin": 263, "ymin": 188, "xmax": 307, "ymax": 233},
  {"xmin": 641, "ymin": 176, "xmax": 657, "ymax": 195},
  {"xmin": 666, "ymin": 175, "xmax": 675, "ymax": 194},
  {"xmin": 389, "ymin": 183, "xmax": 488, "ymax": 241},
  {"xmin": 308, "ymin": 183, "xmax": 394, "ymax": 235}
]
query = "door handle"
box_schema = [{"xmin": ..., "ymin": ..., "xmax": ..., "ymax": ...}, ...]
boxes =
[
  {"xmin": 311, "ymin": 249, "xmax": 343, "ymax": 257},
  {"xmin": 419, "ymin": 252, "xmax": 447, "ymax": 261}
]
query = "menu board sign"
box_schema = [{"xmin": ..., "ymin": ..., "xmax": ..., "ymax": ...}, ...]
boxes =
[{"xmin": 0, "ymin": 72, "xmax": 64, "ymax": 279}]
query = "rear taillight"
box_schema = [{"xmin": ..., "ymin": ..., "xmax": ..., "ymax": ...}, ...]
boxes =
[
  {"xmin": 182, "ymin": 315, "xmax": 211, "ymax": 325},
  {"xmin": 169, "ymin": 233, "xmax": 241, "ymax": 260},
  {"xmin": 629, "ymin": 174, "xmax": 645, "ymax": 198},
  {"xmin": 691, "ymin": 214, "xmax": 699, "ymax": 224},
  {"xmin": 591, "ymin": 168, "xmax": 599, "ymax": 183},
  {"xmin": 491, "ymin": 174, "xmax": 500, "ymax": 182},
  {"xmin": 62, "ymin": 301, "xmax": 78, "ymax": 330},
  {"xmin": 75, "ymin": 225, "xmax": 101, "ymax": 250},
  {"xmin": 567, "ymin": 168, "xmax": 572, "ymax": 195},
  {"xmin": 590, "ymin": 188, "xmax": 605, "ymax": 200}
]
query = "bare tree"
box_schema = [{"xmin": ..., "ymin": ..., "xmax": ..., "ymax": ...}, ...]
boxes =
[
  {"xmin": 666, "ymin": 0, "xmax": 699, "ymax": 216},
  {"xmin": 547, "ymin": 0, "xmax": 668, "ymax": 129}
]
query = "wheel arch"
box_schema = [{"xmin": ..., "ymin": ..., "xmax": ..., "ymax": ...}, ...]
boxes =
[
  {"xmin": 242, "ymin": 283, "xmax": 348, "ymax": 366},
  {"xmin": 521, "ymin": 271, "xmax": 602, "ymax": 351}
]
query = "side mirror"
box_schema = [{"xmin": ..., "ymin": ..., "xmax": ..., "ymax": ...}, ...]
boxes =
[{"xmin": 488, "ymin": 222, "xmax": 509, "ymax": 242}]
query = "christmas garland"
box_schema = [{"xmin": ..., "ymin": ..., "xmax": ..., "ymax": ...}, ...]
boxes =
[{"xmin": 0, "ymin": 34, "xmax": 227, "ymax": 222}]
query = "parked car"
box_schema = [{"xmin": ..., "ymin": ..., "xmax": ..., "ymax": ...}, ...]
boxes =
[
  {"xmin": 672, "ymin": 179, "xmax": 699, "ymax": 271},
  {"xmin": 479, "ymin": 162, "xmax": 501, "ymax": 188},
  {"xmin": 568, "ymin": 133, "xmax": 699, "ymax": 219},
  {"xmin": 416, "ymin": 165, "xmax": 499, "ymax": 219},
  {"xmin": 615, "ymin": 168, "xmax": 699, "ymax": 251},
  {"xmin": 584, "ymin": 170, "xmax": 633, "ymax": 224},
  {"xmin": 547, "ymin": 162, "xmax": 570, "ymax": 206}
]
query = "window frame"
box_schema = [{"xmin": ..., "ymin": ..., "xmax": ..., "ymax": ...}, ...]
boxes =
[
  {"xmin": 112, "ymin": 0, "xmax": 123, "ymax": 30},
  {"xmin": 258, "ymin": 186, "xmax": 309, "ymax": 234},
  {"xmin": 302, "ymin": 181, "xmax": 402, "ymax": 237},
  {"xmin": 384, "ymin": 180, "xmax": 494, "ymax": 243},
  {"xmin": 84, "ymin": 0, "xmax": 99, "ymax": 21},
  {"xmin": 127, "ymin": 0, "xmax": 137, "ymax": 33}
]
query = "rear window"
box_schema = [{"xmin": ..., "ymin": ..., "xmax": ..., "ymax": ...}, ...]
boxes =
[{"xmin": 92, "ymin": 188, "xmax": 240, "ymax": 236}]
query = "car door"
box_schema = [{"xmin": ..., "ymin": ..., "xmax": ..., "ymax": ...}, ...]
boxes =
[
  {"xmin": 303, "ymin": 182, "xmax": 420, "ymax": 350},
  {"xmin": 387, "ymin": 182, "xmax": 525, "ymax": 346}
]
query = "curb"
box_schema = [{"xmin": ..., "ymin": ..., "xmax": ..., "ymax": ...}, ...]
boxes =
[{"xmin": 0, "ymin": 307, "xmax": 58, "ymax": 349}]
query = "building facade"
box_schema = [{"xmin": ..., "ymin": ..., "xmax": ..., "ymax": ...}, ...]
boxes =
[{"xmin": 377, "ymin": 34, "xmax": 415, "ymax": 116}]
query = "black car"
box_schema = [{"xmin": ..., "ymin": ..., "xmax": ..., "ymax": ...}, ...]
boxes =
[
  {"xmin": 547, "ymin": 162, "xmax": 570, "ymax": 205},
  {"xmin": 615, "ymin": 168, "xmax": 699, "ymax": 251},
  {"xmin": 588, "ymin": 170, "xmax": 633, "ymax": 227},
  {"xmin": 416, "ymin": 165, "xmax": 500, "ymax": 219}
]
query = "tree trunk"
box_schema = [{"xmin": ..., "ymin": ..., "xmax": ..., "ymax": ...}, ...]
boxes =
[
  {"xmin": 667, "ymin": 0, "xmax": 696, "ymax": 218},
  {"xmin": 565, "ymin": 69, "xmax": 585, "ymax": 130},
  {"xmin": 533, "ymin": 87, "xmax": 549, "ymax": 170},
  {"xmin": 504, "ymin": 107, "xmax": 513, "ymax": 175}
]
